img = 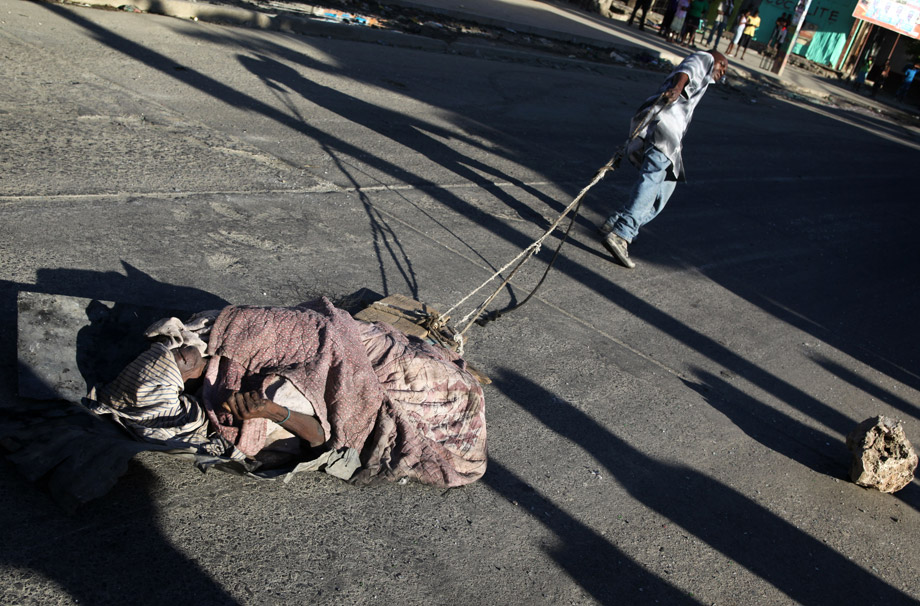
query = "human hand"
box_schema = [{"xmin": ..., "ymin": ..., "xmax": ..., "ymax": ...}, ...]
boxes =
[
  {"xmin": 222, "ymin": 391, "xmax": 278, "ymax": 421},
  {"xmin": 663, "ymin": 72, "xmax": 689, "ymax": 104},
  {"xmin": 663, "ymin": 86, "xmax": 683, "ymax": 104},
  {"xmin": 223, "ymin": 390, "xmax": 325, "ymax": 446}
]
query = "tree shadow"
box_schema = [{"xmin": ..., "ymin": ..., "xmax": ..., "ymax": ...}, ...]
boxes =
[
  {"xmin": 490, "ymin": 367, "xmax": 917, "ymax": 605},
  {"xmin": 34, "ymin": 2, "xmax": 572, "ymax": 302},
  {"xmin": 808, "ymin": 354, "xmax": 920, "ymax": 420},
  {"xmin": 326, "ymin": 145, "xmax": 422, "ymax": 298},
  {"xmin": 1, "ymin": 262, "xmax": 229, "ymax": 500},
  {"xmin": 0, "ymin": 455, "xmax": 239, "ymax": 605},
  {"xmin": 637, "ymin": 171, "xmax": 920, "ymax": 395},
  {"xmin": 482, "ymin": 459, "xmax": 703, "ymax": 604},
  {"xmin": 0, "ymin": 263, "xmax": 237, "ymax": 602},
  {"xmin": 159, "ymin": 10, "xmax": 920, "ymax": 407},
  {"xmin": 168, "ymin": 17, "xmax": 620, "ymax": 230},
  {"xmin": 685, "ymin": 368, "xmax": 920, "ymax": 513},
  {"xmin": 683, "ymin": 369, "xmax": 849, "ymax": 475},
  {"xmin": 23, "ymin": 4, "xmax": 655, "ymax": 325},
  {"xmin": 234, "ymin": 51, "xmax": 557, "ymax": 220}
]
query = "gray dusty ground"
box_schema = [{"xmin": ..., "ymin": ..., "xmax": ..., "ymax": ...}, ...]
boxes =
[{"xmin": 1, "ymin": 1, "xmax": 919, "ymax": 605}]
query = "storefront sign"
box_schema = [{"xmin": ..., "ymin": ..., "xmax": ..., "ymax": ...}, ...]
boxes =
[{"xmin": 852, "ymin": 0, "xmax": 920, "ymax": 38}]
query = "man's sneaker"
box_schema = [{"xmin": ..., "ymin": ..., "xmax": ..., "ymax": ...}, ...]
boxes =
[
  {"xmin": 598, "ymin": 221, "xmax": 614, "ymax": 236},
  {"xmin": 602, "ymin": 232, "xmax": 636, "ymax": 269}
]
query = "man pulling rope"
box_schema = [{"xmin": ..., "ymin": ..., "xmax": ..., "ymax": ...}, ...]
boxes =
[
  {"xmin": 429, "ymin": 50, "xmax": 729, "ymax": 341},
  {"xmin": 599, "ymin": 50, "xmax": 728, "ymax": 269}
]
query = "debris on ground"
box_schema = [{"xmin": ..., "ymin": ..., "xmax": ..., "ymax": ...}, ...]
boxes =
[
  {"xmin": 846, "ymin": 415, "xmax": 918, "ymax": 493},
  {"xmin": 314, "ymin": 7, "xmax": 380, "ymax": 26},
  {"xmin": 217, "ymin": 0, "xmax": 677, "ymax": 71}
]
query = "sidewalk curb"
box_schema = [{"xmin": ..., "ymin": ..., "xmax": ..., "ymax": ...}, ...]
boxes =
[
  {"xmin": 383, "ymin": 0, "xmax": 636, "ymax": 50},
  {"xmin": 61, "ymin": 0, "xmax": 665, "ymax": 69}
]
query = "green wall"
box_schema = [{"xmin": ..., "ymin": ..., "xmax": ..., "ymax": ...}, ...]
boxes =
[{"xmin": 755, "ymin": 0, "xmax": 857, "ymax": 66}]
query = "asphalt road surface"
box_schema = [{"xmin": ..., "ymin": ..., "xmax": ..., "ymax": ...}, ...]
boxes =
[{"xmin": 2, "ymin": 1, "xmax": 919, "ymax": 604}]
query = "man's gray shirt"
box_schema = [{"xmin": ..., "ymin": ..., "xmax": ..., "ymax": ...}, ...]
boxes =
[{"xmin": 629, "ymin": 51, "xmax": 716, "ymax": 181}]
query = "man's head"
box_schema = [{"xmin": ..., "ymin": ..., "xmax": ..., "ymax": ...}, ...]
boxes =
[
  {"xmin": 709, "ymin": 50, "xmax": 728, "ymax": 81},
  {"xmin": 173, "ymin": 345, "xmax": 207, "ymax": 383}
]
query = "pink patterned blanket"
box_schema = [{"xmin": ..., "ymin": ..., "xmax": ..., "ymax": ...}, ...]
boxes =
[{"xmin": 201, "ymin": 299, "xmax": 486, "ymax": 487}]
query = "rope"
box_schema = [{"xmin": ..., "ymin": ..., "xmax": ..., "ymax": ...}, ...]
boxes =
[
  {"xmin": 434, "ymin": 94, "xmax": 669, "ymax": 345},
  {"xmin": 448, "ymin": 154, "xmax": 620, "ymax": 336}
]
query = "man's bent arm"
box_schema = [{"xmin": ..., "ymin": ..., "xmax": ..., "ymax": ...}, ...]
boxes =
[{"xmin": 223, "ymin": 391, "xmax": 326, "ymax": 448}]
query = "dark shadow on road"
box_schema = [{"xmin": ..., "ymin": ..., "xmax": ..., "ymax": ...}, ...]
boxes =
[
  {"xmin": 232, "ymin": 52, "xmax": 555, "ymax": 223},
  {"xmin": 491, "ymin": 367, "xmax": 919, "ymax": 605},
  {"xmin": 809, "ymin": 354, "xmax": 920, "ymax": 420},
  {"xmin": 683, "ymin": 369, "xmax": 849, "ymax": 477},
  {"xmin": 0, "ymin": 456, "xmax": 239, "ymax": 605},
  {"xmin": 633, "ymin": 170, "xmax": 920, "ymax": 395},
  {"xmin": 0, "ymin": 263, "xmax": 229, "ymax": 501},
  {"xmin": 324, "ymin": 145, "xmax": 422, "ymax": 298},
  {"xmin": 0, "ymin": 264, "xmax": 235, "ymax": 604},
  {"xmin": 482, "ymin": 458, "xmax": 703, "ymax": 604},
  {"xmin": 38, "ymin": 0, "xmax": 920, "ymax": 401},
  {"xmin": 35, "ymin": 2, "xmax": 566, "ymax": 300},
  {"xmin": 811, "ymin": 73, "xmax": 920, "ymax": 114},
  {"xmin": 0, "ymin": 261, "xmax": 229, "ymax": 395},
  {"xmin": 173, "ymin": 10, "xmax": 920, "ymax": 404},
  {"xmin": 687, "ymin": 367, "xmax": 920, "ymax": 513},
  {"xmin": 895, "ymin": 480, "xmax": 920, "ymax": 511},
  {"xmin": 16, "ymin": 7, "xmax": 920, "ymax": 602},
  {"xmin": 727, "ymin": 68, "xmax": 920, "ymax": 145}
]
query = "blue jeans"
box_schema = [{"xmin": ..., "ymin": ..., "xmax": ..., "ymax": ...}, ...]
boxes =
[
  {"xmin": 604, "ymin": 147, "xmax": 677, "ymax": 243},
  {"xmin": 707, "ymin": 22, "xmax": 726, "ymax": 47}
]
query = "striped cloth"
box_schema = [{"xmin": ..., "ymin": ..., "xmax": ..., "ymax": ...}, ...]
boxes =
[{"xmin": 88, "ymin": 342, "xmax": 214, "ymax": 451}]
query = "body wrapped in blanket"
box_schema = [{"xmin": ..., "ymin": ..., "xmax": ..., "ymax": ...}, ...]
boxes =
[{"xmin": 90, "ymin": 298, "xmax": 487, "ymax": 488}]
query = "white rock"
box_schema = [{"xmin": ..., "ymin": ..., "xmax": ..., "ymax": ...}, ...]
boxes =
[{"xmin": 846, "ymin": 416, "xmax": 918, "ymax": 493}]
